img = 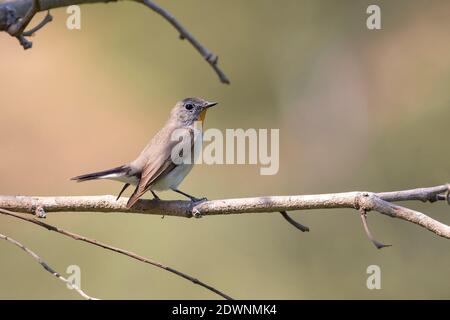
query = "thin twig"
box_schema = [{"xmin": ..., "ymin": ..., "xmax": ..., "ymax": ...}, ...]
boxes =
[
  {"xmin": 279, "ymin": 211, "xmax": 309, "ymax": 232},
  {"xmin": 359, "ymin": 209, "xmax": 391, "ymax": 250},
  {"xmin": 140, "ymin": 0, "xmax": 230, "ymax": 84},
  {"xmin": 0, "ymin": 208, "xmax": 233, "ymax": 300},
  {"xmin": 22, "ymin": 10, "xmax": 52, "ymax": 36},
  {"xmin": 377, "ymin": 184, "xmax": 450, "ymax": 202},
  {"xmin": 0, "ymin": 232, "xmax": 98, "ymax": 300}
]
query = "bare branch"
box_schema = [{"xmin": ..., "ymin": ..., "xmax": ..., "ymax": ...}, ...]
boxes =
[
  {"xmin": 0, "ymin": 208, "xmax": 233, "ymax": 300},
  {"xmin": 376, "ymin": 184, "xmax": 449, "ymax": 202},
  {"xmin": 364, "ymin": 195, "xmax": 450, "ymax": 240},
  {"xmin": 0, "ymin": 0, "xmax": 229, "ymax": 83},
  {"xmin": 140, "ymin": 0, "xmax": 230, "ymax": 84},
  {"xmin": 0, "ymin": 184, "xmax": 448, "ymax": 242},
  {"xmin": 0, "ymin": 232, "xmax": 98, "ymax": 300}
]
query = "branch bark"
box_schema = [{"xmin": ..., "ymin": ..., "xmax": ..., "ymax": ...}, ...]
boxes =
[
  {"xmin": 1, "ymin": 184, "xmax": 449, "ymax": 239},
  {"xmin": 0, "ymin": 0, "xmax": 230, "ymax": 83}
]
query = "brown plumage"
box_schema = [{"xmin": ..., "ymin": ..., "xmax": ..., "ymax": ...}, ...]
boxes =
[{"xmin": 72, "ymin": 98, "xmax": 218, "ymax": 208}]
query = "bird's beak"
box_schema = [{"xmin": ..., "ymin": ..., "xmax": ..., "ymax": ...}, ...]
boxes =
[{"xmin": 205, "ymin": 101, "xmax": 218, "ymax": 109}]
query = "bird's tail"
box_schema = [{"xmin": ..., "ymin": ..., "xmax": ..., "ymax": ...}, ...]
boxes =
[{"xmin": 71, "ymin": 165, "xmax": 129, "ymax": 182}]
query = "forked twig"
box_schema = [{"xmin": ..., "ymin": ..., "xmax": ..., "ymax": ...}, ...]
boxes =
[
  {"xmin": 6, "ymin": 0, "xmax": 44, "ymax": 48},
  {"xmin": 22, "ymin": 10, "xmax": 53, "ymax": 37},
  {"xmin": 6, "ymin": 0, "xmax": 40, "ymax": 36}
]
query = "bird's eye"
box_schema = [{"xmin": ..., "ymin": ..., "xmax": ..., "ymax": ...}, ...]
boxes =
[{"xmin": 185, "ymin": 103, "xmax": 194, "ymax": 110}]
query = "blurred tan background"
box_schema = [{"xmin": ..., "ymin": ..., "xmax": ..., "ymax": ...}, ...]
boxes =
[{"xmin": 0, "ymin": 0, "xmax": 449, "ymax": 299}]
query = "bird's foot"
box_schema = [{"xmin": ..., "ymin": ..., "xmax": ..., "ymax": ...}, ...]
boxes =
[
  {"xmin": 190, "ymin": 196, "xmax": 208, "ymax": 203},
  {"xmin": 171, "ymin": 188, "xmax": 207, "ymax": 202}
]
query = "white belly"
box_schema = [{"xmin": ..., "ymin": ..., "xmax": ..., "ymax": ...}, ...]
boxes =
[{"xmin": 151, "ymin": 163, "xmax": 194, "ymax": 191}]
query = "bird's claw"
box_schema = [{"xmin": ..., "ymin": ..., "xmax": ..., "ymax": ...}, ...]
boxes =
[{"xmin": 191, "ymin": 196, "xmax": 207, "ymax": 203}]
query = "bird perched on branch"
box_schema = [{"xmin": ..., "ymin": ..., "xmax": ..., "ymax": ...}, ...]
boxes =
[{"xmin": 71, "ymin": 97, "xmax": 218, "ymax": 208}]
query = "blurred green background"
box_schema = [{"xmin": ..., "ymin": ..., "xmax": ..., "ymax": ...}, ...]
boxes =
[{"xmin": 0, "ymin": 0, "xmax": 449, "ymax": 299}]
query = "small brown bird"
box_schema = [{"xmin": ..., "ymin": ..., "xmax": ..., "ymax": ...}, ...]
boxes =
[{"xmin": 71, "ymin": 97, "xmax": 218, "ymax": 208}]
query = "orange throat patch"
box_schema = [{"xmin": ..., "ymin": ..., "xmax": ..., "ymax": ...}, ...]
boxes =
[{"xmin": 199, "ymin": 109, "xmax": 207, "ymax": 122}]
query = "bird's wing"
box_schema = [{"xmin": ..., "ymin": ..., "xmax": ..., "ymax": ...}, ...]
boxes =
[{"xmin": 126, "ymin": 127, "xmax": 194, "ymax": 208}]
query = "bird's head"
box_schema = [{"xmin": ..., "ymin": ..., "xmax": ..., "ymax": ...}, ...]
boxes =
[{"xmin": 170, "ymin": 97, "xmax": 218, "ymax": 125}]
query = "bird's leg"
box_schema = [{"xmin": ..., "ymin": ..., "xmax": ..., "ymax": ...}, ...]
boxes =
[
  {"xmin": 171, "ymin": 188, "xmax": 207, "ymax": 202},
  {"xmin": 116, "ymin": 183, "xmax": 130, "ymax": 201},
  {"xmin": 151, "ymin": 191, "xmax": 163, "ymax": 218},
  {"xmin": 151, "ymin": 190, "xmax": 160, "ymax": 200}
]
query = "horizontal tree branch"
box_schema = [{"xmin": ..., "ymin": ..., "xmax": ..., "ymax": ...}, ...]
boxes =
[
  {"xmin": 1, "ymin": 184, "xmax": 448, "ymax": 298},
  {"xmin": 0, "ymin": 0, "xmax": 230, "ymax": 83},
  {"xmin": 1, "ymin": 184, "xmax": 449, "ymax": 239}
]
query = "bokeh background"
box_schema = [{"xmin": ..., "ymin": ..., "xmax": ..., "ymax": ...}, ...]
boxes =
[{"xmin": 0, "ymin": 0, "xmax": 449, "ymax": 299}]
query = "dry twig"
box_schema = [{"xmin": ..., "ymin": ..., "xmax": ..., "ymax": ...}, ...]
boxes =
[
  {"xmin": 0, "ymin": 232, "xmax": 98, "ymax": 299},
  {"xmin": 0, "ymin": 208, "xmax": 233, "ymax": 300}
]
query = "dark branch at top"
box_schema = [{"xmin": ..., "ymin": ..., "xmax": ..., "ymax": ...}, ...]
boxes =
[{"xmin": 0, "ymin": 0, "xmax": 230, "ymax": 83}]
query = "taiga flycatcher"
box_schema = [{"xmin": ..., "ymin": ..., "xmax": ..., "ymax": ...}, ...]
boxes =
[{"xmin": 71, "ymin": 97, "xmax": 217, "ymax": 208}]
